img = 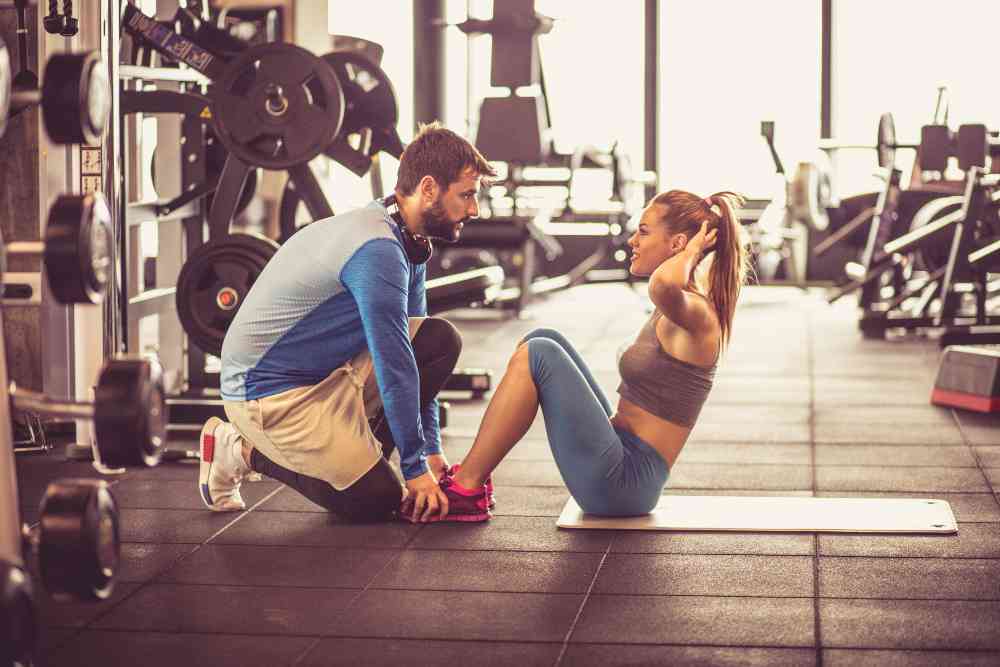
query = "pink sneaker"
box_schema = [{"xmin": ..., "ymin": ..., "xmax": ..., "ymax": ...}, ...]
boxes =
[
  {"xmin": 445, "ymin": 463, "xmax": 495, "ymax": 510},
  {"xmin": 400, "ymin": 475, "xmax": 491, "ymax": 523}
]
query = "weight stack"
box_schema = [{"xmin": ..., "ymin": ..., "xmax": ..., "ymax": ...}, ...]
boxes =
[{"xmin": 931, "ymin": 346, "xmax": 1000, "ymax": 413}]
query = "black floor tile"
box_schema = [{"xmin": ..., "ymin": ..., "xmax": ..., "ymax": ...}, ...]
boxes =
[
  {"xmin": 92, "ymin": 583, "xmax": 358, "ymax": 635},
  {"xmin": 562, "ymin": 644, "xmax": 817, "ymax": 667},
  {"xmin": 611, "ymin": 530, "xmax": 816, "ymax": 556},
  {"xmin": 823, "ymin": 648, "xmax": 1000, "ymax": 666},
  {"xmin": 41, "ymin": 630, "xmax": 314, "ymax": 667},
  {"xmin": 819, "ymin": 557, "xmax": 1000, "ymax": 600},
  {"xmin": 161, "ymin": 544, "xmax": 397, "ymax": 588},
  {"xmin": 594, "ymin": 554, "xmax": 814, "ymax": 597},
  {"xmin": 34, "ymin": 582, "xmax": 141, "ymax": 628},
  {"xmin": 108, "ymin": 478, "xmax": 281, "ymax": 510},
  {"xmin": 821, "ymin": 599, "xmax": 1000, "ymax": 649},
  {"xmin": 210, "ymin": 511, "xmax": 421, "ymax": 549},
  {"xmin": 296, "ymin": 638, "xmax": 561, "ymax": 666},
  {"xmin": 118, "ymin": 508, "xmax": 244, "ymax": 543},
  {"xmin": 571, "ymin": 594, "xmax": 815, "ymax": 646},
  {"xmin": 370, "ymin": 550, "xmax": 602, "ymax": 593},
  {"xmin": 325, "ymin": 589, "xmax": 582, "ymax": 642}
]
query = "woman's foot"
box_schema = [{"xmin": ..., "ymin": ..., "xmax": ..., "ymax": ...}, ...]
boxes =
[{"xmin": 446, "ymin": 463, "xmax": 495, "ymax": 510}]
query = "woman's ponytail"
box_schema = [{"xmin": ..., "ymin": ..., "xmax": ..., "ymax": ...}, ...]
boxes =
[{"xmin": 706, "ymin": 191, "xmax": 748, "ymax": 347}]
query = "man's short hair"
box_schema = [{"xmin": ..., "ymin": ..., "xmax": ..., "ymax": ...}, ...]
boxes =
[{"xmin": 395, "ymin": 122, "xmax": 496, "ymax": 195}]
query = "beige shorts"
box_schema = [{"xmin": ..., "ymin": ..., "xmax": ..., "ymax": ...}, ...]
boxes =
[{"xmin": 224, "ymin": 317, "xmax": 424, "ymax": 490}]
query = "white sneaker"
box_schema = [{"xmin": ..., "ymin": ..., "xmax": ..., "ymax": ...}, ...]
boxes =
[{"xmin": 198, "ymin": 417, "xmax": 251, "ymax": 511}]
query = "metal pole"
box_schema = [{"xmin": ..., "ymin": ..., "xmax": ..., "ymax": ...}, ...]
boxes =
[
  {"xmin": 644, "ymin": 0, "xmax": 659, "ymax": 204},
  {"xmin": 821, "ymin": 0, "xmax": 833, "ymax": 139},
  {"xmin": 413, "ymin": 0, "xmax": 446, "ymax": 129}
]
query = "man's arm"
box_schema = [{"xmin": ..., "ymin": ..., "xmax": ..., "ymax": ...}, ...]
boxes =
[
  {"xmin": 407, "ymin": 263, "xmax": 443, "ymax": 460},
  {"xmin": 341, "ymin": 240, "xmax": 428, "ymax": 481}
]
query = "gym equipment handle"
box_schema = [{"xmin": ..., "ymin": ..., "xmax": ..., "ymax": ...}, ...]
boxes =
[{"xmin": 9, "ymin": 383, "xmax": 94, "ymax": 420}]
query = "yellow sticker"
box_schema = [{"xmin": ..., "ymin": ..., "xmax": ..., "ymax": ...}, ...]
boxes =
[{"xmin": 199, "ymin": 107, "xmax": 212, "ymax": 119}]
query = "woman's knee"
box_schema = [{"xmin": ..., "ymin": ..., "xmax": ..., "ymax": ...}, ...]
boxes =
[{"xmin": 519, "ymin": 327, "xmax": 564, "ymax": 347}]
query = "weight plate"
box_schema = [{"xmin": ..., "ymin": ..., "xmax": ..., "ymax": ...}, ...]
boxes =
[
  {"xmin": 176, "ymin": 233, "xmax": 278, "ymax": 356},
  {"xmin": 94, "ymin": 357, "xmax": 168, "ymax": 468},
  {"xmin": 790, "ymin": 159, "xmax": 835, "ymax": 232},
  {"xmin": 212, "ymin": 42, "xmax": 344, "ymax": 169},
  {"xmin": 877, "ymin": 112, "xmax": 896, "ymax": 169},
  {"xmin": 37, "ymin": 479, "xmax": 120, "ymax": 601},
  {"xmin": 322, "ymin": 50, "xmax": 404, "ymax": 175},
  {"xmin": 41, "ymin": 52, "xmax": 110, "ymax": 145},
  {"xmin": 0, "ymin": 561, "xmax": 36, "ymax": 666},
  {"xmin": 0, "ymin": 35, "xmax": 11, "ymax": 140},
  {"xmin": 44, "ymin": 193, "xmax": 113, "ymax": 305}
]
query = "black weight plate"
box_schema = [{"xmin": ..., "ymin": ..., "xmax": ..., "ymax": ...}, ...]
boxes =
[
  {"xmin": 212, "ymin": 42, "xmax": 344, "ymax": 169},
  {"xmin": 0, "ymin": 35, "xmax": 11, "ymax": 140},
  {"xmin": 322, "ymin": 51, "xmax": 398, "ymax": 137},
  {"xmin": 44, "ymin": 193, "xmax": 112, "ymax": 305},
  {"xmin": 37, "ymin": 479, "xmax": 119, "ymax": 601},
  {"xmin": 176, "ymin": 233, "xmax": 278, "ymax": 356},
  {"xmin": 322, "ymin": 51, "xmax": 404, "ymax": 172},
  {"xmin": 94, "ymin": 358, "xmax": 168, "ymax": 468},
  {"xmin": 41, "ymin": 52, "xmax": 110, "ymax": 145},
  {"xmin": 877, "ymin": 112, "xmax": 896, "ymax": 169}
]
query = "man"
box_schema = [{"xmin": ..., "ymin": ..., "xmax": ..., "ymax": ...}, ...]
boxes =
[{"xmin": 198, "ymin": 123, "xmax": 496, "ymax": 523}]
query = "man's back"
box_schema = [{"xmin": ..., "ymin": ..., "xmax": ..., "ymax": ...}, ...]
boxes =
[{"xmin": 220, "ymin": 202, "xmax": 415, "ymax": 401}]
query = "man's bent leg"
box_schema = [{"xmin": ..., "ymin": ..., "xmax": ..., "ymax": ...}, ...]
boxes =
[
  {"xmin": 369, "ymin": 317, "xmax": 462, "ymax": 459},
  {"xmin": 248, "ymin": 449, "xmax": 401, "ymax": 522}
]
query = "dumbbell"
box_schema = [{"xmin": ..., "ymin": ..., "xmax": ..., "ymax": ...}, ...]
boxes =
[
  {"xmin": 21, "ymin": 478, "xmax": 120, "ymax": 602},
  {"xmin": 1, "ymin": 193, "xmax": 113, "ymax": 306},
  {"xmin": 0, "ymin": 36, "xmax": 110, "ymax": 144},
  {"xmin": 9, "ymin": 358, "xmax": 167, "ymax": 469},
  {"xmin": 1, "ymin": 478, "xmax": 121, "ymax": 665}
]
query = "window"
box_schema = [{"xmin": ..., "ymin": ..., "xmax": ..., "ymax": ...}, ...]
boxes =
[
  {"xmin": 660, "ymin": 1, "xmax": 821, "ymax": 200},
  {"xmin": 327, "ymin": 1, "xmax": 414, "ymax": 207},
  {"xmin": 833, "ymin": 0, "xmax": 1000, "ymax": 195}
]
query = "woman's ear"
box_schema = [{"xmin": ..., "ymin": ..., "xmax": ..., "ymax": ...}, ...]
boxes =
[{"xmin": 671, "ymin": 233, "xmax": 689, "ymax": 254}]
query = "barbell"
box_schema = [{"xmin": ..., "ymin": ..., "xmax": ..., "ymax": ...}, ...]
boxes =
[{"xmin": 817, "ymin": 112, "xmax": 919, "ymax": 170}]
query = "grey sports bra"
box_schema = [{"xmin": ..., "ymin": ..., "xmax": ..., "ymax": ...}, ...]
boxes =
[{"xmin": 617, "ymin": 312, "xmax": 716, "ymax": 427}]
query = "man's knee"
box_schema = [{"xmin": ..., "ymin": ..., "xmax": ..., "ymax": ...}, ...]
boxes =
[
  {"xmin": 334, "ymin": 459, "xmax": 403, "ymax": 523},
  {"xmin": 413, "ymin": 317, "xmax": 462, "ymax": 362}
]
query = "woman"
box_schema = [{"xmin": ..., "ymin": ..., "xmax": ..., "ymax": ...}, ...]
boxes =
[{"xmin": 404, "ymin": 190, "xmax": 749, "ymax": 522}]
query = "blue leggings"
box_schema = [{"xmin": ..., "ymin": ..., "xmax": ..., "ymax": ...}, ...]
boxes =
[{"xmin": 522, "ymin": 328, "xmax": 670, "ymax": 516}]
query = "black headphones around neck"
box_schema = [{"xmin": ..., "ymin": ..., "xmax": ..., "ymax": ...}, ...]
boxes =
[{"xmin": 382, "ymin": 195, "xmax": 433, "ymax": 265}]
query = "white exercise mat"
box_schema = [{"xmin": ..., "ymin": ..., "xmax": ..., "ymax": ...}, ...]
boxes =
[{"xmin": 556, "ymin": 496, "xmax": 957, "ymax": 533}]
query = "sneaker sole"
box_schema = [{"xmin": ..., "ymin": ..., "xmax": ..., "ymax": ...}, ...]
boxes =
[
  {"xmin": 400, "ymin": 510, "xmax": 492, "ymax": 523},
  {"xmin": 198, "ymin": 416, "xmax": 227, "ymax": 510}
]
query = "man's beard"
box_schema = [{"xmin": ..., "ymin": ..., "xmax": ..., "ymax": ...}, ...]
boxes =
[{"xmin": 422, "ymin": 198, "xmax": 467, "ymax": 242}]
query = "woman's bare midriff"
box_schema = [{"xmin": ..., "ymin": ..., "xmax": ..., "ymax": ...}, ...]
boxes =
[{"xmin": 610, "ymin": 397, "xmax": 691, "ymax": 468}]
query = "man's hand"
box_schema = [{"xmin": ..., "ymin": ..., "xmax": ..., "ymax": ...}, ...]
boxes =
[
  {"xmin": 426, "ymin": 453, "xmax": 450, "ymax": 479},
  {"xmin": 403, "ymin": 471, "xmax": 450, "ymax": 522}
]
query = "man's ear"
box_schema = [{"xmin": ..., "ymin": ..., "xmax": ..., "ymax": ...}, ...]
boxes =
[{"xmin": 418, "ymin": 175, "xmax": 440, "ymax": 202}]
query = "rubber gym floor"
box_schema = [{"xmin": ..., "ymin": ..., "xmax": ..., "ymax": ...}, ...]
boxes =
[{"xmin": 15, "ymin": 283, "xmax": 1000, "ymax": 667}]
